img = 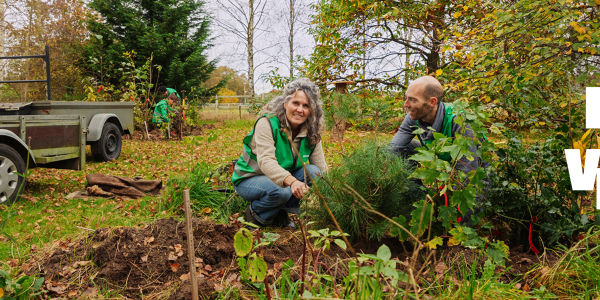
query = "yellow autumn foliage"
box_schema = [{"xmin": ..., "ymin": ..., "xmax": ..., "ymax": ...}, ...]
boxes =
[{"xmin": 217, "ymin": 88, "xmax": 239, "ymax": 103}]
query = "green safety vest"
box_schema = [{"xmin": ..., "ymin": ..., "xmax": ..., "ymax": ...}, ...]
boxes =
[
  {"xmin": 152, "ymin": 99, "xmax": 171, "ymax": 123},
  {"xmin": 232, "ymin": 115, "xmax": 315, "ymax": 186},
  {"xmin": 415, "ymin": 105, "xmax": 456, "ymax": 162}
]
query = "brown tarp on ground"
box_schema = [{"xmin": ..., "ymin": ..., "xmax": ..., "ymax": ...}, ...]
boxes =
[{"xmin": 85, "ymin": 174, "xmax": 163, "ymax": 198}]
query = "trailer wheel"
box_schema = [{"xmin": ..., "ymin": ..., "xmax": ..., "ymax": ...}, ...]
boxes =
[
  {"xmin": 0, "ymin": 144, "xmax": 26, "ymax": 204},
  {"xmin": 91, "ymin": 122, "xmax": 122, "ymax": 162}
]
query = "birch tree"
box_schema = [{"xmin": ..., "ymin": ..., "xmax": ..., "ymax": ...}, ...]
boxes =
[{"xmin": 214, "ymin": 0, "xmax": 269, "ymax": 97}]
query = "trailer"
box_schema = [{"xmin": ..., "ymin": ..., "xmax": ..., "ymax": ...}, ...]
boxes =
[{"xmin": 0, "ymin": 101, "xmax": 135, "ymax": 203}]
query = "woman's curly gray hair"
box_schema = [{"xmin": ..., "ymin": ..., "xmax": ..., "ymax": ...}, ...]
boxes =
[{"xmin": 259, "ymin": 78, "xmax": 324, "ymax": 145}]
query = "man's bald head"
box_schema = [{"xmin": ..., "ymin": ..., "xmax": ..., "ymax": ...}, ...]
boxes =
[
  {"xmin": 410, "ymin": 76, "xmax": 444, "ymax": 106},
  {"xmin": 403, "ymin": 76, "xmax": 444, "ymax": 123}
]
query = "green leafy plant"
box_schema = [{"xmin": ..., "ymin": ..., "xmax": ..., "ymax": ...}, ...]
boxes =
[
  {"xmin": 308, "ymin": 228, "xmax": 348, "ymax": 252},
  {"xmin": 0, "ymin": 269, "xmax": 45, "ymax": 299},
  {"xmin": 233, "ymin": 228, "xmax": 279, "ymax": 283},
  {"xmin": 484, "ymin": 130, "xmax": 592, "ymax": 248}
]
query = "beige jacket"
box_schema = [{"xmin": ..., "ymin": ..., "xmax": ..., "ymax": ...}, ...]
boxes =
[{"xmin": 248, "ymin": 117, "xmax": 328, "ymax": 187}]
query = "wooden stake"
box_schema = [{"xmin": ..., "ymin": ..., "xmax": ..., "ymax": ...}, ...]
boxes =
[
  {"xmin": 144, "ymin": 121, "xmax": 150, "ymax": 140},
  {"xmin": 183, "ymin": 189, "xmax": 199, "ymax": 300}
]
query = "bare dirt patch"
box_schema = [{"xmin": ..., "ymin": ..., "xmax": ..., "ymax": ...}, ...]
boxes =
[
  {"xmin": 26, "ymin": 219, "xmax": 560, "ymax": 299},
  {"xmin": 128, "ymin": 124, "xmax": 216, "ymax": 141}
]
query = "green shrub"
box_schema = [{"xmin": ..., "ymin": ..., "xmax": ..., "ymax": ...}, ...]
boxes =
[
  {"xmin": 312, "ymin": 141, "xmax": 420, "ymax": 240},
  {"xmin": 163, "ymin": 163, "xmax": 246, "ymax": 223},
  {"xmin": 483, "ymin": 131, "xmax": 592, "ymax": 248}
]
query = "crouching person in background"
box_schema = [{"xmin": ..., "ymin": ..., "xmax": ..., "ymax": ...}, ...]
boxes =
[{"xmin": 231, "ymin": 78, "xmax": 328, "ymax": 229}]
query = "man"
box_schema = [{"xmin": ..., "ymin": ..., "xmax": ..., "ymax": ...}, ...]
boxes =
[
  {"xmin": 388, "ymin": 76, "xmax": 490, "ymax": 174},
  {"xmin": 152, "ymin": 93, "xmax": 178, "ymax": 125},
  {"xmin": 157, "ymin": 86, "xmax": 180, "ymax": 99}
]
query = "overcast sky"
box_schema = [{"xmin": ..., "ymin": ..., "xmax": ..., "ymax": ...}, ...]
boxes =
[{"xmin": 205, "ymin": 0, "xmax": 316, "ymax": 94}]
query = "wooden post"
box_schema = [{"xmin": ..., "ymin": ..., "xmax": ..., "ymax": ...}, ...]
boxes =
[
  {"xmin": 184, "ymin": 189, "xmax": 199, "ymax": 300},
  {"xmin": 239, "ymin": 105, "xmax": 242, "ymax": 120},
  {"xmin": 215, "ymin": 96, "xmax": 219, "ymax": 117},
  {"xmin": 144, "ymin": 121, "xmax": 150, "ymax": 140}
]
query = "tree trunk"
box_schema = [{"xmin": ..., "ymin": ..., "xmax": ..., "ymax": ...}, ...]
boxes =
[
  {"xmin": 426, "ymin": 3, "xmax": 446, "ymax": 75},
  {"xmin": 289, "ymin": 0, "xmax": 293, "ymax": 78},
  {"xmin": 247, "ymin": 0, "xmax": 255, "ymax": 97},
  {"xmin": 330, "ymin": 82, "xmax": 347, "ymax": 141}
]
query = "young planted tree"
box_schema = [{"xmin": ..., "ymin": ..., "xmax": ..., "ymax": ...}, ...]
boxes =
[{"xmin": 82, "ymin": 0, "xmax": 225, "ymax": 98}]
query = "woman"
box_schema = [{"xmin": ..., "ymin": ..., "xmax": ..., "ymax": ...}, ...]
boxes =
[{"xmin": 232, "ymin": 78, "xmax": 328, "ymax": 228}]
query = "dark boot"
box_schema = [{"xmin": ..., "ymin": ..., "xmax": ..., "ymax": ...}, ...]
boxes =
[
  {"xmin": 244, "ymin": 205, "xmax": 263, "ymax": 229},
  {"xmin": 274, "ymin": 210, "xmax": 296, "ymax": 229}
]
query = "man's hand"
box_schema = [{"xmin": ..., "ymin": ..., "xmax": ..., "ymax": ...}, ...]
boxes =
[{"xmin": 290, "ymin": 180, "xmax": 309, "ymax": 199}]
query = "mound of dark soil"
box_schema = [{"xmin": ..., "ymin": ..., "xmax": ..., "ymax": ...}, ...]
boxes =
[{"xmin": 27, "ymin": 218, "xmax": 558, "ymax": 299}]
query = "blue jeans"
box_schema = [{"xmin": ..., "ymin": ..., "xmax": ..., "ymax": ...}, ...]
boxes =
[{"xmin": 234, "ymin": 165, "xmax": 321, "ymax": 225}]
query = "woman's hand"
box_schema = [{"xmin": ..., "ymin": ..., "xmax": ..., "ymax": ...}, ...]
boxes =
[{"xmin": 290, "ymin": 179, "xmax": 309, "ymax": 199}]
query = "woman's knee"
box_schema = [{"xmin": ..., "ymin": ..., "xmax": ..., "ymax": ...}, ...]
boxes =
[{"xmin": 305, "ymin": 165, "xmax": 322, "ymax": 178}]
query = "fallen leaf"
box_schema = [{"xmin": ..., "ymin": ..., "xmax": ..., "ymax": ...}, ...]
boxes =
[
  {"xmin": 174, "ymin": 244, "xmax": 183, "ymax": 256},
  {"xmin": 522, "ymin": 283, "xmax": 531, "ymax": 292},
  {"xmin": 141, "ymin": 255, "xmax": 148, "ymax": 262},
  {"xmin": 514, "ymin": 283, "xmax": 522, "ymax": 290},
  {"xmin": 214, "ymin": 283, "xmax": 225, "ymax": 291},
  {"xmin": 517, "ymin": 257, "xmax": 533, "ymax": 264},
  {"xmin": 225, "ymin": 273, "xmax": 237, "ymax": 284},
  {"xmin": 168, "ymin": 252, "xmax": 178, "ymax": 261},
  {"xmin": 30, "ymin": 244, "xmax": 37, "ymax": 253},
  {"xmin": 202, "ymin": 207, "xmax": 212, "ymax": 214},
  {"xmin": 434, "ymin": 261, "xmax": 446, "ymax": 275},
  {"xmin": 68, "ymin": 290, "xmax": 78, "ymax": 297},
  {"xmin": 274, "ymin": 262, "xmax": 283, "ymax": 271},
  {"xmin": 170, "ymin": 263, "xmax": 180, "ymax": 272},
  {"xmin": 205, "ymin": 265, "xmax": 212, "ymax": 271},
  {"xmin": 144, "ymin": 236, "xmax": 154, "ymax": 245},
  {"xmin": 58, "ymin": 266, "xmax": 76, "ymax": 277},
  {"xmin": 81, "ymin": 287, "xmax": 97, "ymax": 298},
  {"xmin": 9, "ymin": 259, "xmax": 18, "ymax": 267},
  {"xmin": 46, "ymin": 283, "xmax": 65, "ymax": 294},
  {"xmin": 72, "ymin": 261, "xmax": 91, "ymax": 268},
  {"xmin": 180, "ymin": 272, "xmax": 190, "ymax": 281}
]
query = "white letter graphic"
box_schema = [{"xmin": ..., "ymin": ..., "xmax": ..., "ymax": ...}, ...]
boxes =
[
  {"xmin": 587, "ymin": 87, "xmax": 600, "ymax": 129},
  {"xmin": 565, "ymin": 149, "xmax": 600, "ymax": 209}
]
